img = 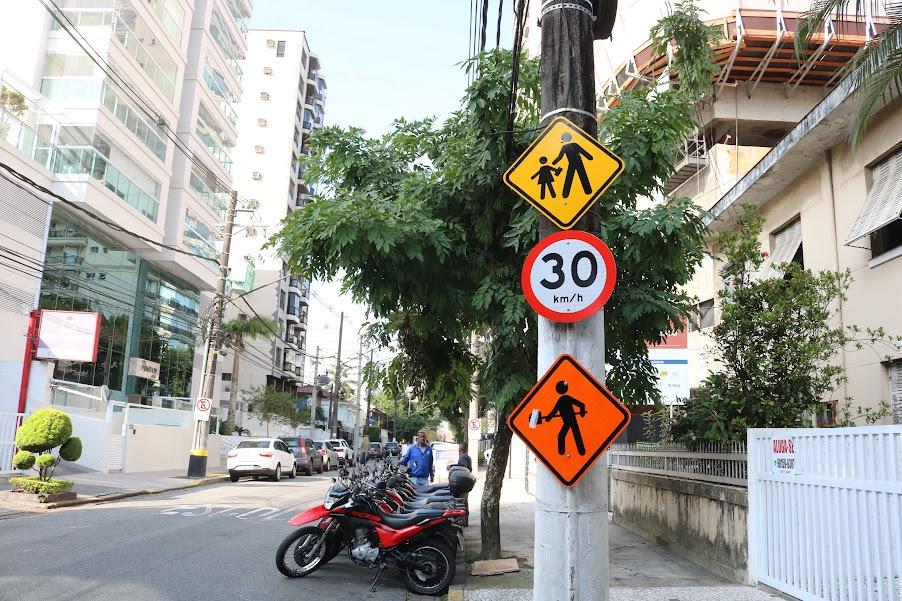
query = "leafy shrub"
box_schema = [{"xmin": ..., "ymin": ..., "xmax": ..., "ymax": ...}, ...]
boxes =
[
  {"xmin": 15, "ymin": 408, "xmax": 72, "ymax": 452},
  {"xmin": 35, "ymin": 454, "xmax": 57, "ymax": 469},
  {"xmin": 59, "ymin": 437, "xmax": 83, "ymax": 462},
  {"xmin": 12, "ymin": 450, "xmax": 34, "ymax": 470},
  {"xmin": 8, "ymin": 476, "xmax": 74, "ymax": 496}
]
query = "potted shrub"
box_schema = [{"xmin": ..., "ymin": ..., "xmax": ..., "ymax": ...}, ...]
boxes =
[{"xmin": 8, "ymin": 408, "xmax": 82, "ymax": 502}]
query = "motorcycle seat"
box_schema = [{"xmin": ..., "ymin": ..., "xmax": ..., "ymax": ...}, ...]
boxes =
[{"xmin": 379, "ymin": 508, "xmax": 446, "ymax": 529}]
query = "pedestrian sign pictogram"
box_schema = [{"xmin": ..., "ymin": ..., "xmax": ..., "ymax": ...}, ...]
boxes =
[
  {"xmin": 508, "ymin": 354, "xmax": 630, "ymax": 486},
  {"xmin": 503, "ymin": 117, "xmax": 624, "ymax": 230}
]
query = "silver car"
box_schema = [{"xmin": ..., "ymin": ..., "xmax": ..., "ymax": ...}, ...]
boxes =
[{"xmin": 314, "ymin": 440, "xmax": 339, "ymax": 471}]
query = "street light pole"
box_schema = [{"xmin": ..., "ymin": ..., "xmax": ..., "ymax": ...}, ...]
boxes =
[
  {"xmin": 534, "ymin": 2, "xmax": 609, "ymax": 600},
  {"xmin": 188, "ymin": 190, "xmax": 238, "ymax": 478},
  {"xmin": 311, "ymin": 345, "xmax": 320, "ymax": 432}
]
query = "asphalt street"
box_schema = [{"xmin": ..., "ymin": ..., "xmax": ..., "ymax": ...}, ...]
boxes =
[{"xmin": 0, "ymin": 470, "xmax": 408, "ymax": 601}]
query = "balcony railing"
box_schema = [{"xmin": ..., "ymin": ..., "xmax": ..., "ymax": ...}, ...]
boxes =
[
  {"xmin": 196, "ymin": 117, "xmax": 233, "ymax": 173},
  {"xmin": 302, "ymin": 119, "xmax": 313, "ymax": 132},
  {"xmin": 288, "ymin": 278, "xmax": 302, "ymax": 289},
  {"xmin": 149, "ymin": 0, "xmax": 183, "ymax": 45},
  {"xmin": 202, "ymin": 66, "xmax": 238, "ymax": 129},
  {"xmin": 284, "ymin": 334, "xmax": 296, "ymax": 345},
  {"xmin": 113, "ymin": 13, "xmax": 176, "ymax": 101},
  {"xmin": 282, "ymin": 361, "xmax": 293, "ymax": 372}
]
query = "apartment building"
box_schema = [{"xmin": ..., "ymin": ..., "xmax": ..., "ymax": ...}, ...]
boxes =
[
  {"xmin": 0, "ymin": 0, "xmax": 252, "ymax": 411},
  {"xmin": 521, "ymin": 1, "xmax": 900, "ymax": 422},
  {"xmin": 213, "ymin": 29, "xmax": 327, "ymax": 429}
]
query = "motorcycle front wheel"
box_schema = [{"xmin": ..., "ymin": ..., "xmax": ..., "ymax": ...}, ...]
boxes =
[
  {"xmin": 402, "ymin": 538, "xmax": 455, "ymax": 596},
  {"xmin": 276, "ymin": 526, "xmax": 327, "ymax": 578}
]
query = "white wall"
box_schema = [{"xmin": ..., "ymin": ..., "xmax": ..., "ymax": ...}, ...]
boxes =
[
  {"xmin": 124, "ymin": 424, "xmax": 194, "ymax": 473},
  {"xmin": 68, "ymin": 412, "xmax": 113, "ymax": 473}
]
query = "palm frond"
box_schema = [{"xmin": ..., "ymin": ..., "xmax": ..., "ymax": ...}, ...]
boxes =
[{"xmin": 848, "ymin": 35, "xmax": 902, "ymax": 146}]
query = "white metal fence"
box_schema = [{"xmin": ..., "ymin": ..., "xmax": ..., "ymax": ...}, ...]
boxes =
[
  {"xmin": 608, "ymin": 441, "xmax": 748, "ymax": 487},
  {"xmin": 748, "ymin": 426, "xmax": 902, "ymax": 600},
  {"xmin": 0, "ymin": 412, "xmax": 25, "ymax": 475}
]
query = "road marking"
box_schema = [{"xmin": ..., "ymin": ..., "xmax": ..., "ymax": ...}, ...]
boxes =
[{"xmin": 159, "ymin": 504, "xmax": 295, "ymax": 523}]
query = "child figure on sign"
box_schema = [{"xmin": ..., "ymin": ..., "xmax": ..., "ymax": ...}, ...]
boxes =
[{"xmin": 531, "ymin": 157, "xmax": 562, "ymax": 200}]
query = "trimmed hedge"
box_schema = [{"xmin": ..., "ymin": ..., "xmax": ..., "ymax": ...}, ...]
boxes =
[
  {"xmin": 15, "ymin": 408, "xmax": 72, "ymax": 452},
  {"xmin": 8, "ymin": 476, "xmax": 74, "ymax": 496},
  {"xmin": 12, "ymin": 450, "xmax": 35, "ymax": 470},
  {"xmin": 59, "ymin": 437, "xmax": 83, "ymax": 462},
  {"xmin": 35, "ymin": 454, "xmax": 57, "ymax": 469}
]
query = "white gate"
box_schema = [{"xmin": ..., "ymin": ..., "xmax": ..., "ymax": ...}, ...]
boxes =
[
  {"xmin": 1, "ymin": 412, "xmax": 25, "ymax": 474},
  {"xmin": 748, "ymin": 426, "xmax": 902, "ymax": 600}
]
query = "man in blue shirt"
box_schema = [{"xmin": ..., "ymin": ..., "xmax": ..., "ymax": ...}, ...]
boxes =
[{"xmin": 400, "ymin": 431, "xmax": 434, "ymax": 490}]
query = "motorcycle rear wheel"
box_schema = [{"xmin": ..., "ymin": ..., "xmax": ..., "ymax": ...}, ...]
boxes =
[
  {"xmin": 276, "ymin": 526, "xmax": 327, "ymax": 578},
  {"xmin": 402, "ymin": 538, "xmax": 455, "ymax": 596}
]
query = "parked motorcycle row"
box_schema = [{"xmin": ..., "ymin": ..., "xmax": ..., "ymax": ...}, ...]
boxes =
[{"xmin": 275, "ymin": 460, "xmax": 477, "ymax": 596}]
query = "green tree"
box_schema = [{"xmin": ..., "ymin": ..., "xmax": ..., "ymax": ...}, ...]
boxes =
[
  {"xmin": 796, "ymin": 1, "xmax": 902, "ymax": 147},
  {"xmin": 672, "ymin": 206, "xmax": 895, "ymax": 445},
  {"xmin": 244, "ymin": 385, "xmax": 303, "ymax": 436},
  {"xmin": 222, "ymin": 314, "xmax": 278, "ymax": 435},
  {"xmin": 271, "ymin": 4, "xmax": 715, "ymax": 557},
  {"xmin": 11, "ymin": 408, "xmax": 83, "ymax": 496}
]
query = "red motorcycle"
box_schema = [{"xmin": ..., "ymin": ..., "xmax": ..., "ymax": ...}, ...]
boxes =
[{"xmin": 276, "ymin": 470, "xmax": 468, "ymax": 596}]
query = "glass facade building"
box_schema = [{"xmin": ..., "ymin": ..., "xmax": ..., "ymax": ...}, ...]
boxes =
[{"xmin": 39, "ymin": 212, "xmax": 201, "ymax": 402}]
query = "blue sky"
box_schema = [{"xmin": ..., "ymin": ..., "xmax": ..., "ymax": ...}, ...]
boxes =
[{"xmin": 250, "ymin": 0, "xmax": 513, "ymax": 136}]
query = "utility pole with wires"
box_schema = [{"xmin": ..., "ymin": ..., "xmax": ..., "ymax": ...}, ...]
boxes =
[
  {"xmin": 311, "ymin": 345, "xmax": 321, "ymax": 431},
  {"xmin": 188, "ymin": 191, "xmax": 238, "ymax": 479},
  {"xmin": 329, "ymin": 311, "xmax": 344, "ymax": 438},
  {"xmin": 533, "ymin": 1, "xmax": 614, "ymax": 599}
]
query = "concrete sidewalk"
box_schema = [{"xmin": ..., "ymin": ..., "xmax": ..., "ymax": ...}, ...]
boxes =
[
  {"xmin": 461, "ymin": 474, "xmax": 784, "ymax": 601},
  {"xmin": 0, "ymin": 463, "xmax": 228, "ymax": 508}
]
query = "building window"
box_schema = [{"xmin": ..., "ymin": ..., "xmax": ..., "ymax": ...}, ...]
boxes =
[
  {"xmin": 183, "ymin": 209, "xmax": 222, "ymax": 260},
  {"xmin": 760, "ymin": 218, "xmax": 803, "ymax": 279},
  {"xmin": 846, "ymin": 149, "xmax": 902, "ymax": 255},
  {"xmin": 280, "ymin": 290, "xmax": 286, "ymax": 309},
  {"xmin": 870, "ymin": 219, "xmax": 902, "ymax": 258},
  {"xmin": 276, "ymin": 41, "xmax": 286, "ymax": 57},
  {"xmin": 222, "ymin": 373, "xmax": 231, "ymax": 381},
  {"xmin": 891, "ymin": 362, "xmax": 902, "ymax": 425},
  {"xmin": 688, "ymin": 298, "xmax": 715, "ymax": 332}
]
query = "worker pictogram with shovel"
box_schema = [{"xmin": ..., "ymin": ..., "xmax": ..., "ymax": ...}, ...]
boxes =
[{"xmin": 529, "ymin": 380, "xmax": 587, "ymax": 456}]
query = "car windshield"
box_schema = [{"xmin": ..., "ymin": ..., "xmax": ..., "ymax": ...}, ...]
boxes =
[
  {"xmin": 386, "ymin": 443, "xmax": 398, "ymax": 448},
  {"xmin": 329, "ymin": 440, "xmax": 343, "ymax": 447},
  {"xmin": 236, "ymin": 440, "xmax": 271, "ymax": 449},
  {"xmin": 281, "ymin": 439, "xmax": 301, "ymax": 448},
  {"xmin": 314, "ymin": 442, "xmax": 323, "ymax": 449},
  {"xmin": 369, "ymin": 443, "xmax": 381, "ymax": 448}
]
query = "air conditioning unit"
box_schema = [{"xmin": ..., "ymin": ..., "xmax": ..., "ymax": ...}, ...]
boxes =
[
  {"xmin": 255, "ymin": 145, "xmax": 265, "ymax": 154},
  {"xmin": 258, "ymin": 118, "xmax": 268, "ymax": 127},
  {"xmin": 263, "ymin": 67, "xmax": 273, "ymax": 75},
  {"xmin": 260, "ymin": 92, "xmax": 270, "ymax": 101},
  {"xmin": 266, "ymin": 39, "xmax": 275, "ymax": 48},
  {"xmin": 251, "ymin": 172, "xmax": 262, "ymax": 180}
]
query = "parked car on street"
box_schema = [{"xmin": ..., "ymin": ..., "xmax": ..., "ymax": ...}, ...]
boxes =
[
  {"xmin": 368, "ymin": 442, "xmax": 385, "ymax": 459},
  {"xmin": 278, "ymin": 436, "xmax": 323, "ymax": 475},
  {"xmin": 227, "ymin": 438, "xmax": 297, "ymax": 482},
  {"xmin": 314, "ymin": 441, "xmax": 339, "ymax": 470},
  {"xmin": 327, "ymin": 438, "xmax": 354, "ymax": 466},
  {"xmin": 384, "ymin": 441, "xmax": 401, "ymax": 457}
]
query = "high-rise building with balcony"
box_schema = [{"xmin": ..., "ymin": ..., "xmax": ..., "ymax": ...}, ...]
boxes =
[
  {"xmin": 0, "ymin": 0, "xmax": 252, "ymax": 410},
  {"xmin": 214, "ymin": 29, "xmax": 326, "ymax": 429}
]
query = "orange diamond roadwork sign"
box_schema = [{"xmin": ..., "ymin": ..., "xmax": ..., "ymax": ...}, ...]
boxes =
[
  {"xmin": 509, "ymin": 354, "xmax": 630, "ymax": 487},
  {"xmin": 503, "ymin": 116, "xmax": 624, "ymax": 230}
]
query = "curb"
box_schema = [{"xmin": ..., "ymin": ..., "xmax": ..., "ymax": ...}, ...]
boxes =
[{"xmin": 1, "ymin": 475, "xmax": 230, "ymax": 510}]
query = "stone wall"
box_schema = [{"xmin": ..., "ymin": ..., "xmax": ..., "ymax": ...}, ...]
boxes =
[{"xmin": 611, "ymin": 469, "xmax": 748, "ymax": 583}]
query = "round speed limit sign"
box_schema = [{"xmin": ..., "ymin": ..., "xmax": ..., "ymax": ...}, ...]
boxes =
[{"xmin": 521, "ymin": 230, "xmax": 616, "ymax": 323}]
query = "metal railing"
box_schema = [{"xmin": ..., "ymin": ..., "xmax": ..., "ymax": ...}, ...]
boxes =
[{"xmin": 608, "ymin": 441, "xmax": 747, "ymax": 487}]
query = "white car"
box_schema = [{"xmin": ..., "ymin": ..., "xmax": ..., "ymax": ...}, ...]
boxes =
[
  {"xmin": 327, "ymin": 438, "xmax": 354, "ymax": 466},
  {"xmin": 227, "ymin": 438, "xmax": 297, "ymax": 482}
]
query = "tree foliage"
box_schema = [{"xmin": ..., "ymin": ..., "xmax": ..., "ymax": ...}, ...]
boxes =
[
  {"xmin": 672, "ymin": 206, "xmax": 854, "ymax": 444},
  {"xmin": 222, "ymin": 314, "xmax": 278, "ymax": 435},
  {"xmin": 12, "ymin": 408, "xmax": 82, "ymax": 482},
  {"xmin": 245, "ymin": 385, "xmax": 304, "ymax": 433}
]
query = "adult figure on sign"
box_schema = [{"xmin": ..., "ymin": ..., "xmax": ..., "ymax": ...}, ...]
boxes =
[{"xmin": 552, "ymin": 132, "xmax": 594, "ymax": 198}]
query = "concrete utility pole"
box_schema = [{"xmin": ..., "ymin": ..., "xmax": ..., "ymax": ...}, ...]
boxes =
[
  {"xmin": 311, "ymin": 345, "xmax": 320, "ymax": 431},
  {"xmin": 354, "ymin": 339, "xmax": 363, "ymax": 447},
  {"xmin": 364, "ymin": 348, "xmax": 374, "ymax": 429},
  {"xmin": 467, "ymin": 333, "xmax": 481, "ymax": 463},
  {"xmin": 189, "ymin": 190, "xmax": 238, "ymax": 478},
  {"xmin": 329, "ymin": 311, "xmax": 344, "ymax": 438},
  {"xmin": 534, "ymin": 3, "xmax": 609, "ymax": 600}
]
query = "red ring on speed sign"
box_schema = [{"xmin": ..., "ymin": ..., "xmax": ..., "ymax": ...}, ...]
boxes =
[{"xmin": 521, "ymin": 230, "xmax": 616, "ymax": 323}]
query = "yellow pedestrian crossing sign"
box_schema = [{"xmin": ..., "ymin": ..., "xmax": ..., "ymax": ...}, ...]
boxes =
[{"xmin": 503, "ymin": 117, "xmax": 624, "ymax": 230}]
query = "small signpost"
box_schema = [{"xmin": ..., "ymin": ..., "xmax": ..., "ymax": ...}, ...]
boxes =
[
  {"xmin": 194, "ymin": 397, "xmax": 213, "ymax": 422},
  {"xmin": 468, "ymin": 418, "xmax": 481, "ymax": 433},
  {"xmin": 503, "ymin": 117, "xmax": 624, "ymax": 230},
  {"xmin": 521, "ymin": 230, "xmax": 616, "ymax": 323},
  {"xmin": 508, "ymin": 354, "xmax": 630, "ymax": 487},
  {"xmin": 771, "ymin": 434, "xmax": 797, "ymax": 474}
]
